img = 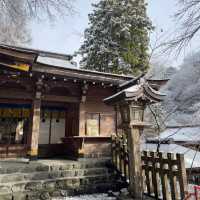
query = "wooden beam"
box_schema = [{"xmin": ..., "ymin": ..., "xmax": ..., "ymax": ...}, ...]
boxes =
[
  {"xmin": 43, "ymin": 95, "xmax": 80, "ymax": 103},
  {"xmin": 0, "ymin": 89, "xmax": 33, "ymax": 100}
]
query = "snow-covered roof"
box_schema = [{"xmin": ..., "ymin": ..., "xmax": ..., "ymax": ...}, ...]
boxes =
[
  {"xmin": 0, "ymin": 44, "xmax": 133, "ymax": 84},
  {"xmin": 124, "ymin": 84, "xmax": 142, "ymax": 93},
  {"xmin": 104, "ymin": 81, "xmax": 165, "ymax": 104},
  {"xmin": 0, "ymin": 43, "xmax": 72, "ymax": 60},
  {"xmin": 142, "ymin": 143, "xmax": 200, "ymax": 168},
  {"xmin": 157, "ymin": 126, "xmax": 200, "ymax": 142},
  {"xmin": 37, "ymin": 56, "xmax": 77, "ymax": 69}
]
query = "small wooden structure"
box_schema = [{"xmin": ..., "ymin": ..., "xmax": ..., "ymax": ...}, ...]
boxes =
[
  {"xmin": 111, "ymin": 135, "xmax": 189, "ymax": 200},
  {"xmin": 104, "ymin": 80, "xmax": 165, "ymax": 199}
]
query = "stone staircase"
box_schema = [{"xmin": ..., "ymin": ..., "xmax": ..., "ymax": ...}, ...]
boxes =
[{"xmin": 0, "ymin": 158, "xmax": 120, "ymax": 200}]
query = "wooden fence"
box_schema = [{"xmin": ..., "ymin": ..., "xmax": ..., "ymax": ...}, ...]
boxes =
[{"xmin": 111, "ymin": 134, "xmax": 188, "ymax": 200}]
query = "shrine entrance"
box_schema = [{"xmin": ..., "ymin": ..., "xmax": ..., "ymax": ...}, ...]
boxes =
[
  {"xmin": 38, "ymin": 102, "xmax": 79, "ymax": 158},
  {"xmin": 0, "ymin": 101, "xmax": 80, "ymax": 158},
  {"xmin": 0, "ymin": 103, "xmax": 31, "ymax": 158}
]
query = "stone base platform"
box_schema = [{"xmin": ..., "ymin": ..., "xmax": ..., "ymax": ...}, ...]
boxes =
[{"xmin": 0, "ymin": 158, "xmax": 121, "ymax": 200}]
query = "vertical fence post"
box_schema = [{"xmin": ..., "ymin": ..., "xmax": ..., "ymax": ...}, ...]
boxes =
[
  {"xmin": 150, "ymin": 152, "xmax": 159, "ymax": 199},
  {"xmin": 177, "ymin": 154, "xmax": 188, "ymax": 200},
  {"xmin": 143, "ymin": 151, "xmax": 151, "ymax": 196},
  {"xmin": 122, "ymin": 134, "xmax": 127, "ymax": 181},
  {"xmin": 119, "ymin": 135, "xmax": 123, "ymax": 176},
  {"xmin": 158, "ymin": 152, "xmax": 170, "ymax": 200},
  {"xmin": 111, "ymin": 135, "xmax": 115, "ymax": 166},
  {"xmin": 168, "ymin": 153, "xmax": 179, "ymax": 200}
]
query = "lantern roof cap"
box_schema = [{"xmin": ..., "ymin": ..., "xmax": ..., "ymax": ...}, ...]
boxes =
[{"xmin": 104, "ymin": 78, "xmax": 165, "ymax": 105}]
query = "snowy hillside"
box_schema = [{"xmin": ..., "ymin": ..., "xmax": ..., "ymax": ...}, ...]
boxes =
[{"xmin": 162, "ymin": 52, "xmax": 200, "ymax": 126}]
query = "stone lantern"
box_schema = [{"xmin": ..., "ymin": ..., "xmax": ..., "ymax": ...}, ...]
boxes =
[{"xmin": 104, "ymin": 79, "xmax": 165, "ymax": 199}]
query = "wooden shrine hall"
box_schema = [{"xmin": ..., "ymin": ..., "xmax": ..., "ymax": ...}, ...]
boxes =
[{"xmin": 0, "ymin": 44, "xmax": 134, "ymax": 160}]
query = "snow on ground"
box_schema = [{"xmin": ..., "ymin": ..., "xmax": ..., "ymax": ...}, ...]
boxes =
[{"xmin": 52, "ymin": 194, "xmax": 116, "ymax": 200}]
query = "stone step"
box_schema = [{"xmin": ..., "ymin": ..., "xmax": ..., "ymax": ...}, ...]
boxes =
[
  {"xmin": 0, "ymin": 167, "xmax": 110, "ymax": 183},
  {"xmin": 0, "ymin": 159, "xmax": 111, "ymax": 174},
  {"xmin": 0, "ymin": 182, "xmax": 118, "ymax": 200},
  {"xmin": 0, "ymin": 159, "xmax": 119, "ymax": 200},
  {"xmin": 0, "ymin": 174, "xmax": 118, "ymax": 200}
]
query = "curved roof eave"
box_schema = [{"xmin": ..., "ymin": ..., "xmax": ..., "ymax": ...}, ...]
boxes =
[{"xmin": 104, "ymin": 82, "xmax": 165, "ymax": 105}]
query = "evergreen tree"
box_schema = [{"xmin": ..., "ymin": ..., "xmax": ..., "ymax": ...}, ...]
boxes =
[{"xmin": 79, "ymin": 0, "xmax": 153, "ymax": 75}]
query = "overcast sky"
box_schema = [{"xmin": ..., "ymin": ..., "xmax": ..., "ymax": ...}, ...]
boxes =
[{"xmin": 30, "ymin": 0, "xmax": 199, "ymax": 67}]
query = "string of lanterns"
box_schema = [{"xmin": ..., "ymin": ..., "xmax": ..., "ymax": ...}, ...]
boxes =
[{"xmin": 28, "ymin": 72, "xmax": 115, "ymax": 88}]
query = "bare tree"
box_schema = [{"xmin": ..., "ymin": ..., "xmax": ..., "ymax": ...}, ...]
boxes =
[
  {"xmin": 0, "ymin": 0, "xmax": 75, "ymax": 20},
  {"xmin": 0, "ymin": 0, "xmax": 30, "ymax": 45},
  {"xmin": 166, "ymin": 0, "xmax": 200, "ymax": 53},
  {"xmin": 148, "ymin": 29, "xmax": 166, "ymax": 62},
  {"xmin": 0, "ymin": 0, "xmax": 75, "ymax": 45}
]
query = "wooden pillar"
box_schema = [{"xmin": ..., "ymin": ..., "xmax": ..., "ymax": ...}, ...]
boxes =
[
  {"xmin": 79, "ymin": 102, "xmax": 86, "ymax": 136},
  {"xmin": 120, "ymin": 103, "xmax": 145, "ymax": 199},
  {"xmin": 28, "ymin": 80, "xmax": 42, "ymax": 160},
  {"xmin": 78, "ymin": 84, "xmax": 88, "ymax": 157},
  {"xmin": 127, "ymin": 125, "xmax": 143, "ymax": 199},
  {"xmin": 79, "ymin": 84, "xmax": 88, "ymax": 136},
  {"xmin": 29, "ymin": 98, "xmax": 41, "ymax": 159}
]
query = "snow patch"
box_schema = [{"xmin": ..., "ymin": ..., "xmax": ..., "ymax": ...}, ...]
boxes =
[
  {"xmin": 37, "ymin": 56, "xmax": 77, "ymax": 68},
  {"xmin": 142, "ymin": 143, "xmax": 200, "ymax": 168},
  {"xmin": 53, "ymin": 194, "xmax": 116, "ymax": 200}
]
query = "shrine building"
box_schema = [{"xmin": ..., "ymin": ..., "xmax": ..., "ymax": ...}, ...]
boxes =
[{"xmin": 0, "ymin": 44, "xmax": 133, "ymax": 160}]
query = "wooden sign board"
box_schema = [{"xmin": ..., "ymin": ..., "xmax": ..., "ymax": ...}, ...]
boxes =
[
  {"xmin": 86, "ymin": 119, "xmax": 99, "ymax": 136},
  {"xmin": 100, "ymin": 114, "xmax": 115, "ymax": 136}
]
